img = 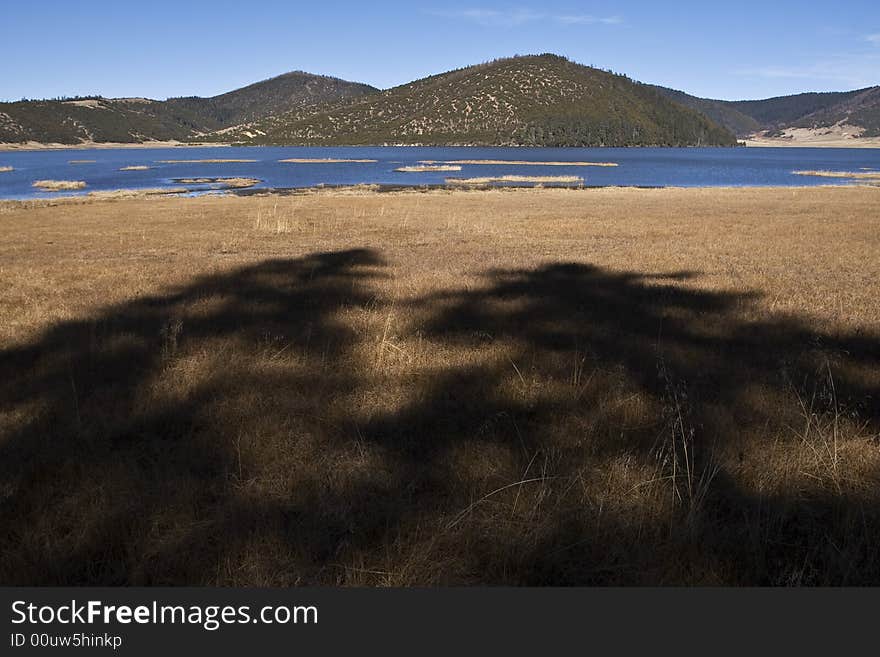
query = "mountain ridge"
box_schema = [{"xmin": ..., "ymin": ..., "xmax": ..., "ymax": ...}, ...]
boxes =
[{"xmin": 2, "ymin": 54, "xmax": 878, "ymax": 147}]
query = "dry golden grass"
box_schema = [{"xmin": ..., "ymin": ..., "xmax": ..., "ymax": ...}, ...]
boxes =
[
  {"xmin": 447, "ymin": 175, "xmax": 583, "ymax": 185},
  {"xmin": 252, "ymin": 200, "xmax": 298, "ymax": 233},
  {"xmin": 84, "ymin": 188, "xmax": 187, "ymax": 199},
  {"xmin": 279, "ymin": 158, "xmax": 378, "ymax": 164},
  {"xmin": 0, "ymin": 186, "xmax": 878, "ymax": 586},
  {"xmin": 219, "ymin": 178, "xmax": 260, "ymax": 189},
  {"xmin": 31, "ymin": 179, "xmax": 87, "ymax": 191}
]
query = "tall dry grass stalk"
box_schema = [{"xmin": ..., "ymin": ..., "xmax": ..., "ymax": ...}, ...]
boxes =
[{"xmin": 253, "ymin": 201, "xmax": 297, "ymax": 233}]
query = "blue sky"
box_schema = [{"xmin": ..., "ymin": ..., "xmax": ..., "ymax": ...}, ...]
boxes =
[{"xmin": 2, "ymin": 1, "xmax": 879, "ymax": 102}]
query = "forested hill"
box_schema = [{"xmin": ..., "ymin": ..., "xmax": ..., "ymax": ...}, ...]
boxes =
[
  {"xmin": 164, "ymin": 71, "xmax": 379, "ymax": 128},
  {"xmin": 221, "ymin": 55, "xmax": 739, "ymax": 147},
  {"xmin": 653, "ymin": 85, "xmax": 880, "ymax": 138},
  {"xmin": 0, "ymin": 72, "xmax": 378, "ymax": 144}
]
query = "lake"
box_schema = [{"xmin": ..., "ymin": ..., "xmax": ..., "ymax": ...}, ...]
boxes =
[{"xmin": 1, "ymin": 146, "xmax": 879, "ymax": 200}]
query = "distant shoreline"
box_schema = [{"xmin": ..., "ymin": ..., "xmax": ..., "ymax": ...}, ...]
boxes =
[
  {"xmin": 744, "ymin": 137, "xmax": 880, "ymax": 149},
  {"xmin": 3, "ymin": 140, "xmax": 879, "ymax": 151},
  {"xmin": 0, "ymin": 140, "xmax": 232, "ymax": 152}
]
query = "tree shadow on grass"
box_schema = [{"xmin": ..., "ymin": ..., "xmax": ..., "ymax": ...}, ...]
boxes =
[
  {"xmin": 1, "ymin": 254, "xmax": 878, "ymax": 584},
  {"xmin": 359, "ymin": 263, "xmax": 880, "ymax": 584},
  {"xmin": 0, "ymin": 248, "xmax": 388, "ymax": 584}
]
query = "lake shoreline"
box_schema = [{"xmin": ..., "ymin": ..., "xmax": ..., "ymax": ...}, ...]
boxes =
[
  {"xmin": 3, "ymin": 145, "xmax": 878, "ymax": 199},
  {"xmin": 1, "ymin": 141, "xmax": 749, "ymax": 151},
  {"xmin": 3, "ymin": 183, "xmax": 876, "ymax": 208}
]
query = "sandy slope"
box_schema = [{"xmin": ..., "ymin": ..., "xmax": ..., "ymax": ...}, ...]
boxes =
[{"xmin": 745, "ymin": 124, "xmax": 880, "ymax": 148}]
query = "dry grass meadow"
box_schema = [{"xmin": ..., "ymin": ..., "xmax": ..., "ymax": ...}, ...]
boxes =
[{"xmin": 1, "ymin": 186, "xmax": 879, "ymax": 585}]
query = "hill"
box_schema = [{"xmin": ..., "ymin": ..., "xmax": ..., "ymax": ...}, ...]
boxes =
[
  {"xmin": 163, "ymin": 71, "xmax": 378, "ymax": 127},
  {"xmin": 649, "ymin": 86, "xmax": 760, "ymax": 136},
  {"xmin": 226, "ymin": 55, "xmax": 738, "ymax": 147},
  {"xmin": 0, "ymin": 97, "xmax": 215, "ymax": 144},
  {"xmin": 653, "ymin": 85, "xmax": 880, "ymax": 139},
  {"xmin": 725, "ymin": 89, "xmax": 870, "ymax": 128},
  {"xmin": 0, "ymin": 72, "xmax": 378, "ymax": 145},
  {"xmin": 782, "ymin": 86, "xmax": 880, "ymax": 137}
]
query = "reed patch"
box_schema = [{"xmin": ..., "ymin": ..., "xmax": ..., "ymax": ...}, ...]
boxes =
[
  {"xmin": 157, "ymin": 159, "xmax": 258, "ymax": 164},
  {"xmin": 793, "ymin": 170, "xmax": 880, "ymax": 180},
  {"xmin": 31, "ymin": 179, "xmax": 87, "ymax": 191},
  {"xmin": 279, "ymin": 158, "xmax": 378, "ymax": 164},
  {"xmin": 446, "ymin": 175, "xmax": 584, "ymax": 185},
  {"xmin": 428, "ymin": 159, "xmax": 618, "ymax": 167},
  {"xmin": 395, "ymin": 165, "xmax": 462, "ymax": 172},
  {"xmin": 172, "ymin": 177, "xmax": 260, "ymax": 189}
]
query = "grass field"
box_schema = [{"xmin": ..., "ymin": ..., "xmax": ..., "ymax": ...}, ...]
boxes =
[{"xmin": 0, "ymin": 186, "xmax": 878, "ymax": 585}]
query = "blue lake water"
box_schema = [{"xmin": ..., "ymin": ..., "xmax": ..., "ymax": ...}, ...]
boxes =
[{"xmin": 1, "ymin": 146, "xmax": 879, "ymax": 200}]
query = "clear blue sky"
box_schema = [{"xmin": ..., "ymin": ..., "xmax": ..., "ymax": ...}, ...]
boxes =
[{"xmin": 2, "ymin": 1, "xmax": 879, "ymax": 102}]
